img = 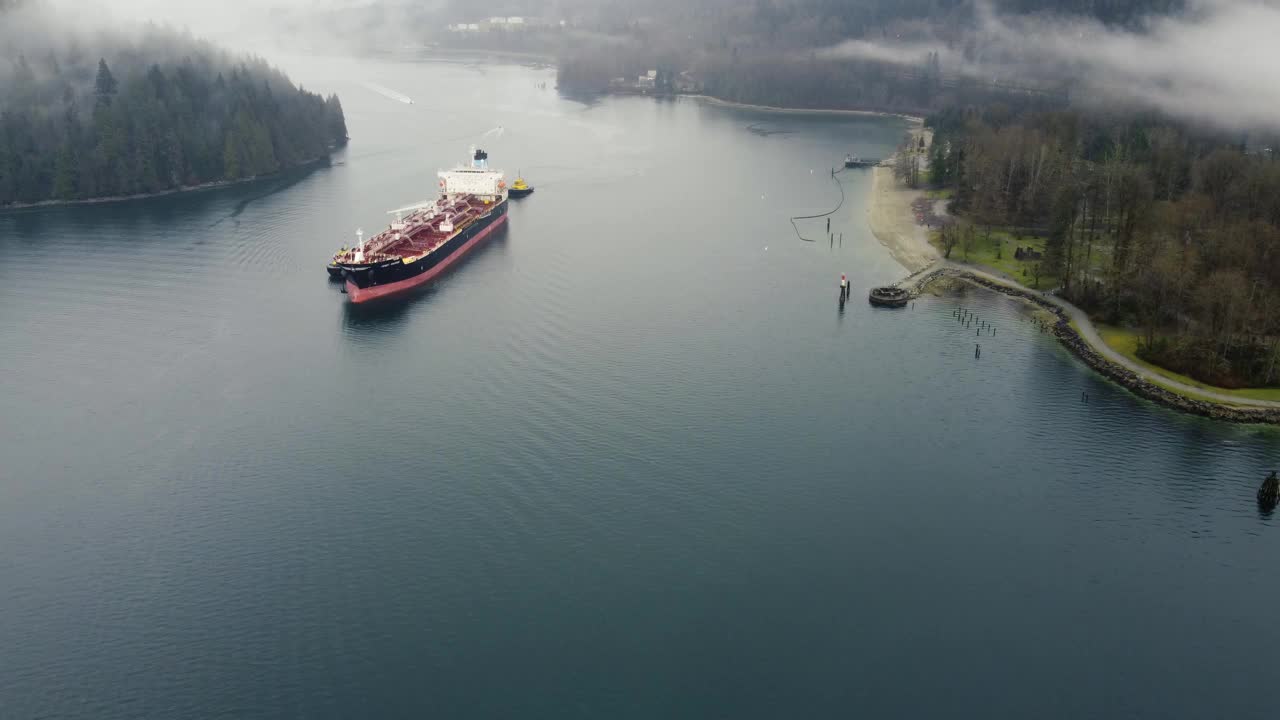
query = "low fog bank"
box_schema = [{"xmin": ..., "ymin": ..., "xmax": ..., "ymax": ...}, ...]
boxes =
[
  {"xmin": 12, "ymin": 0, "xmax": 1280, "ymax": 133},
  {"xmin": 31, "ymin": 0, "xmax": 439, "ymax": 55},
  {"xmin": 821, "ymin": 0, "xmax": 1280, "ymax": 131}
]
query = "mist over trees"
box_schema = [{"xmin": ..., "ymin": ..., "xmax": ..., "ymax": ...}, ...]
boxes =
[
  {"xmin": 0, "ymin": 2, "xmax": 348, "ymax": 205},
  {"xmin": 547, "ymin": 0, "xmax": 1188, "ymax": 110},
  {"xmin": 229, "ymin": 0, "xmax": 1188, "ymax": 92}
]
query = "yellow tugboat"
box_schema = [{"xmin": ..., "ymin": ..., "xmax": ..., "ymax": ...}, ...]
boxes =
[
  {"xmin": 509, "ymin": 175, "xmax": 534, "ymax": 198},
  {"xmin": 327, "ymin": 245, "xmax": 349, "ymax": 278}
]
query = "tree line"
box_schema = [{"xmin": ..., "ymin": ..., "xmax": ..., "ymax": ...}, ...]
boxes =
[
  {"xmin": 0, "ymin": 7, "xmax": 348, "ymax": 206},
  {"xmin": 927, "ymin": 107, "xmax": 1280, "ymax": 389}
]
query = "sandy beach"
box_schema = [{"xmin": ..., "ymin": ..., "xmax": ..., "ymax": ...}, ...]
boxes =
[{"xmin": 866, "ymin": 139, "xmax": 938, "ymax": 275}]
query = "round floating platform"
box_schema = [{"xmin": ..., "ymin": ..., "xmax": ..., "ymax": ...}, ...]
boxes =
[{"xmin": 868, "ymin": 286, "xmax": 910, "ymax": 308}]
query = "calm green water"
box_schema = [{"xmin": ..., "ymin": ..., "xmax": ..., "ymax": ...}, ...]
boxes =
[{"xmin": 2, "ymin": 56, "xmax": 1278, "ymax": 719}]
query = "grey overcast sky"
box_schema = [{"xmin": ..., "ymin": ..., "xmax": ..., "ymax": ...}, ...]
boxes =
[{"xmin": 822, "ymin": 0, "xmax": 1280, "ymax": 131}]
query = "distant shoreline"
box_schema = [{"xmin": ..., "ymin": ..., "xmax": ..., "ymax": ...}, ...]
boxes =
[
  {"xmin": 561, "ymin": 86, "xmax": 927, "ymax": 122},
  {"xmin": 400, "ymin": 47, "xmax": 556, "ymax": 65},
  {"xmin": 688, "ymin": 95, "xmax": 925, "ymax": 123},
  {"xmin": 0, "ymin": 152, "xmax": 337, "ymax": 212}
]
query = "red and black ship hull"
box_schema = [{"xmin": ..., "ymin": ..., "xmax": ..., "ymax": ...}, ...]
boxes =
[{"xmin": 341, "ymin": 200, "xmax": 507, "ymax": 303}]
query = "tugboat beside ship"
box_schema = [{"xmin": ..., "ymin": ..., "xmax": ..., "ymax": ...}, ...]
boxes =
[{"xmin": 509, "ymin": 175, "xmax": 534, "ymax": 198}]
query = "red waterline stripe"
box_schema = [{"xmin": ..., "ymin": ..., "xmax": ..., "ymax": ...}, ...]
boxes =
[{"xmin": 345, "ymin": 213, "xmax": 508, "ymax": 303}]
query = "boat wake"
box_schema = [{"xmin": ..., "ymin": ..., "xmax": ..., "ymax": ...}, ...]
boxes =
[{"xmin": 360, "ymin": 82, "xmax": 414, "ymax": 105}]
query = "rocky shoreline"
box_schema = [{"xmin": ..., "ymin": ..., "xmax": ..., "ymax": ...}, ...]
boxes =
[
  {"xmin": 0, "ymin": 152, "xmax": 337, "ymax": 211},
  {"xmin": 909, "ymin": 269, "xmax": 1280, "ymax": 425}
]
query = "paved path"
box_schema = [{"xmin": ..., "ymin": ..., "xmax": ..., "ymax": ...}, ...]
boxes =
[
  {"xmin": 870, "ymin": 145, "xmax": 1278, "ymax": 411},
  {"xmin": 921, "ymin": 261, "xmax": 1280, "ymax": 409}
]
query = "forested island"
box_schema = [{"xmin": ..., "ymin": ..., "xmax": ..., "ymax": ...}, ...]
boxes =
[{"xmin": 0, "ymin": 0, "xmax": 348, "ymax": 207}]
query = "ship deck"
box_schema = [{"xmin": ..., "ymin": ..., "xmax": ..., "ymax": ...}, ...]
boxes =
[{"xmin": 336, "ymin": 196, "xmax": 499, "ymax": 265}]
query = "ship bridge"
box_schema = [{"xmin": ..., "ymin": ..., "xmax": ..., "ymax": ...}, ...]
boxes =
[{"xmin": 438, "ymin": 147, "xmax": 506, "ymax": 199}]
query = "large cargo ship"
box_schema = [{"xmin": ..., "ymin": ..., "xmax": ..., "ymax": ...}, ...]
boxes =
[{"xmin": 329, "ymin": 148, "xmax": 508, "ymax": 303}]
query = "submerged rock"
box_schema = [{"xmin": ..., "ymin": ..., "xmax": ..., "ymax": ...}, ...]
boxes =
[{"xmin": 1259, "ymin": 471, "xmax": 1279, "ymax": 510}]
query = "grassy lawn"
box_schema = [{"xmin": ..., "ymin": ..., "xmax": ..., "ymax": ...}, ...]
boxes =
[
  {"xmin": 919, "ymin": 221, "xmax": 1280, "ymax": 405},
  {"xmin": 925, "ymin": 188, "xmax": 954, "ymax": 200},
  {"xmin": 928, "ymin": 227, "xmax": 1060, "ymax": 289},
  {"xmin": 1095, "ymin": 324, "xmax": 1280, "ymax": 404}
]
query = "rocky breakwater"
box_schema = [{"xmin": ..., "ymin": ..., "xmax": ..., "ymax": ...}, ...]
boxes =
[{"xmin": 910, "ymin": 268, "xmax": 1280, "ymax": 425}]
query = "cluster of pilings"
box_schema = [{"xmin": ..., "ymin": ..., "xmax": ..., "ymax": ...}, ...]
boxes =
[
  {"xmin": 952, "ymin": 306, "xmax": 997, "ymax": 338},
  {"xmin": 909, "ymin": 268, "xmax": 1280, "ymax": 508},
  {"xmin": 951, "ymin": 306, "xmax": 998, "ymax": 360}
]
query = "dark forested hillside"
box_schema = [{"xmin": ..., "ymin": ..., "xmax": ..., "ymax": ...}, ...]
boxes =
[
  {"xmin": 548, "ymin": 0, "xmax": 1188, "ymax": 109},
  {"xmin": 0, "ymin": 4, "xmax": 348, "ymax": 206}
]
